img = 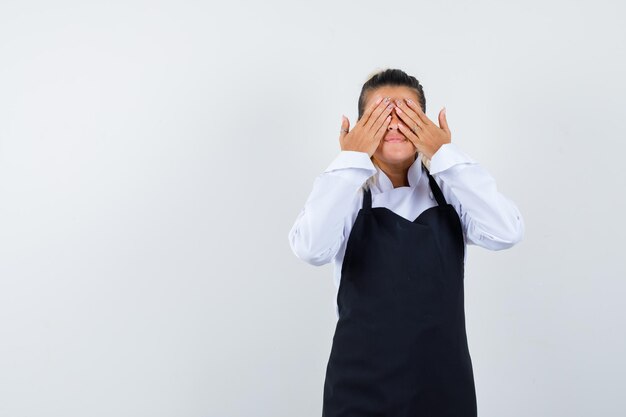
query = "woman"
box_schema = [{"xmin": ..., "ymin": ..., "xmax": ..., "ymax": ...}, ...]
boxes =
[{"xmin": 288, "ymin": 68, "xmax": 524, "ymax": 416}]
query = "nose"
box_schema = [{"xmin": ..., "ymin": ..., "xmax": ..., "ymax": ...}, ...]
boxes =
[{"xmin": 388, "ymin": 106, "xmax": 400, "ymax": 130}]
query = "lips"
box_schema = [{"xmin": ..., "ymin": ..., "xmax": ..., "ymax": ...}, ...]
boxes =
[{"xmin": 384, "ymin": 136, "xmax": 406, "ymax": 142}]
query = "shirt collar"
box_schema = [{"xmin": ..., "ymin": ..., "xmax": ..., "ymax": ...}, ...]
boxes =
[{"xmin": 372, "ymin": 153, "xmax": 425, "ymax": 192}]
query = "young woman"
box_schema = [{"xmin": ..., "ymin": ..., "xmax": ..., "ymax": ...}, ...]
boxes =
[{"xmin": 288, "ymin": 68, "xmax": 524, "ymax": 416}]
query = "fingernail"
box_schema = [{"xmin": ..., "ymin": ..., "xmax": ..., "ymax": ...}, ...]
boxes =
[{"xmin": 376, "ymin": 96, "xmax": 383, "ymax": 104}]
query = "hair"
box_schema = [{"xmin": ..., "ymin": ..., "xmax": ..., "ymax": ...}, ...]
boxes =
[
  {"xmin": 357, "ymin": 68, "xmax": 427, "ymax": 191},
  {"xmin": 357, "ymin": 68, "xmax": 426, "ymax": 121}
]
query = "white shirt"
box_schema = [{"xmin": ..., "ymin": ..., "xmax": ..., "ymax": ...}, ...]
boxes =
[{"xmin": 288, "ymin": 143, "xmax": 525, "ymax": 318}]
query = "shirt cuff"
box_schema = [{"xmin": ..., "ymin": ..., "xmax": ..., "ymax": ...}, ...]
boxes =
[
  {"xmin": 428, "ymin": 143, "xmax": 477, "ymax": 174},
  {"xmin": 324, "ymin": 151, "xmax": 377, "ymax": 173}
]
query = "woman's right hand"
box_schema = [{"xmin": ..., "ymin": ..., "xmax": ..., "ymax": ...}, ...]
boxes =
[{"xmin": 339, "ymin": 96, "xmax": 394, "ymax": 157}]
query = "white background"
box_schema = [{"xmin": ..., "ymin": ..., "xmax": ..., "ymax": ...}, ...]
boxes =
[{"xmin": 1, "ymin": 0, "xmax": 625, "ymax": 416}]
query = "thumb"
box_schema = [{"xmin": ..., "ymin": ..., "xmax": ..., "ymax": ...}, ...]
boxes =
[
  {"xmin": 340, "ymin": 115, "xmax": 350, "ymax": 139},
  {"xmin": 439, "ymin": 107, "xmax": 450, "ymax": 134}
]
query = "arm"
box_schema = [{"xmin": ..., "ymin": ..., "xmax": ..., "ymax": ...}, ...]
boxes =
[
  {"xmin": 429, "ymin": 143, "xmax": 525, "ymax": 250},
  {"xmin": 288, "ymin": 151, "xmax": 376, "ymax": 266}
]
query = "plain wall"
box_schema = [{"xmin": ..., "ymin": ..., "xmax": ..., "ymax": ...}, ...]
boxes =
[{"xmin": 1, "ymin": 0, "xmax": 625, "ymax": 416}]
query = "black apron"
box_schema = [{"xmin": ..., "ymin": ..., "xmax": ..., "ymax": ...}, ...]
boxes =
[{"xmin": 322, "ymin": 167, "xmax": 477, "ymax": 417}]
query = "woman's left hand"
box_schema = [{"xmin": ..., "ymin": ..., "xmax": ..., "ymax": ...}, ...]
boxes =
[{"xmin": 394, "ymin": 98, "xmax": 451, "ymax": 160}]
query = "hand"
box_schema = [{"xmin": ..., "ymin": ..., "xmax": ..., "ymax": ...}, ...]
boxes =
[
  {"xmin": 394, "ymin": 98, "xmax": 451, "ymax": 160},
  {"xmin": 339, "ymin": 96, "xmax": 394, "ymax": 157}
]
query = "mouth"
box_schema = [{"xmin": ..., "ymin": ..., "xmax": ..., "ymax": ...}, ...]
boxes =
[{"xmin": 384, "ymin": 136, "xmax": 407, "ymax": 142}]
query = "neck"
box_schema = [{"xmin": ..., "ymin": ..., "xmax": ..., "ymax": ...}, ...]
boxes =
[{"xmin": 372, "ymin": 154, "xmax": 417, "ymax": 188}]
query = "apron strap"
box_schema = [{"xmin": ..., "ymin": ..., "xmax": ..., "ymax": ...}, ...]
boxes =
[
  {"xmin": 362, "ymin": 185, "xmax": 372, "ymax": 210},
  {"xmin": 425, "ymin": 170, "xmax": 448, "ymax": 207}
]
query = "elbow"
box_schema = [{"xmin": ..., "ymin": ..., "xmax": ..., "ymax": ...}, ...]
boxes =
[
  {"xmin": 489, "ymin": 220, "xmax": 525, "ymax": 250},
  {"xmin": 288, "ymin": 229, "xmax": 336, "ymax": 266},
  {"xmin": 469, "ymin": 215, "xmax": 525, "ymax": 251},
  {"xmin": 490, "ymin": 232, "xmax": 523, "ymax": 251},
  {"xmin": 476, "ymin": 231, "xmax": 522, "ymax": 251},
  {"xmin": 506, "ymin": 213, "xmax": 525, "ymax": 247},
  {"xmin": 296, "ymin": 251, "xmax": 334, "ymax": 266}
]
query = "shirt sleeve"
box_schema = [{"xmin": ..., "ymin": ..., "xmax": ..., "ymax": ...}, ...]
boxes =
[
  {"xmin": 288, "ymin": 151, "xmax": 377, "ymax": 266},
  {"xmin": 428, "ymin": 143, "xmax": 525, "ymax": 250}
]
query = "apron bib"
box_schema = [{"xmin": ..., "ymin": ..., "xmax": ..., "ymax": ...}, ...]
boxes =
[{"xmin": 322, "ymin": 168, "xmax": 477, "ymax": 417}]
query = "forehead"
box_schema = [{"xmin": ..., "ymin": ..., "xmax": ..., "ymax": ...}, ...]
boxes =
[{"xmin": 364, "ymin": 85, "xmax": 419, "ymax": 104}]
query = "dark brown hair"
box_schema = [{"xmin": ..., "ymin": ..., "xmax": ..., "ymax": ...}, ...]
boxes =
[{"xmin": 357, "ymin": 68, "xmax": 426, "ymax": 121}]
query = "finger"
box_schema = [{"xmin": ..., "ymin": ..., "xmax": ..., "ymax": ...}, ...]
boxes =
[
  {"xmin": 396, "ymin": 107, "xmax": 422, "ymax": 137},
  {"xmin": 359, "ymin": 95, "xmax": 385, "ymax": 127},
  {"xmin": 405, "ymin": 98, "xmax": 431, "ymax": 125},
  {"xmin": 394, "ymin": 102, "xmax": 425, "ymax": 132},
  {"xmin": 438, "ymin": 107, "xmax": 450, "ymax": 135},
  {"xmin": 397, "ymin": 121, "xmax": 421, "ymax": 149},
  {"xmin": 364, "ymin": 99, "xmax": 393, "ymax": 131},
  {"xmin": 374, "ymin": 114, "xmax": 392, "ymax": 141},
  {"xmin": 366, "ymin": 101, "xmax": 394, "ymax": 132}
]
